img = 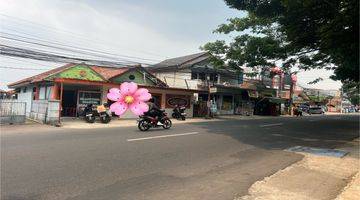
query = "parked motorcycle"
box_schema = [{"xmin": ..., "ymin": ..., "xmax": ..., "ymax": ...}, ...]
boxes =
[
  {"xmin": 172, "ymin": 105, "xmax": 186, "ymax": 120},
  {"xmin": 137, "ymin": 110, "xmax": 172, "ymax": 131},
  {"xmin": 84, "ymin": 103, "xmax": 112, "ymax": 123}
]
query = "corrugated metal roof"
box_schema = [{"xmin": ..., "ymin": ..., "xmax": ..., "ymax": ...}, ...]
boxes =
[{"xmin": 150, "ymin": 52, "xmax": 209, "ymax": 70}]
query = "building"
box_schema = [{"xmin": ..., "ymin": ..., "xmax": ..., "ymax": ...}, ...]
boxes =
[
  {"xmin": 0, "ymin": 89, "xmax": 16, "ymax": 99},
  {"xmin": 149, "ymin": 52, "xmax": 256, "ymax": 116},
  {"xmin": 8, "ymin": 63, "xmax": 198, "ymax": 122},
  {"xmin": 242, "ymin": 66, "xmax": 298, "ymax": 116}
]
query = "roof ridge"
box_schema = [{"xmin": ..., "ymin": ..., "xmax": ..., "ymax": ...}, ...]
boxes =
[
  {"xmin": 7, "ymin": 63, "xmax": 76, "ymax": 87},
  {"xmin": 177, "ymin": 52, "xmax": 209, "ymax": 67}
]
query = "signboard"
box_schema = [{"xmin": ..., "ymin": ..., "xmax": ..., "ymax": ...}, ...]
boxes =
[
  {"xmin": 165, "ymin": 94, "xmax": 191, "ymax": 108},
  {"xmin": 248, "ymin": 90, "xmax": 259, "ymax": 98},
  {"xmin": 78, "ymin": 91, "xmax": 101, "ymax": 105},
  {"xmin": 209, "ymin": 87, "xmax": 217, "ymax": 93}
]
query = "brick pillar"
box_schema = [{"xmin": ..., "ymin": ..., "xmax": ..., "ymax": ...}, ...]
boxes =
[
  {"xmin": 34, "ymin": 85, "xmax": 40, "ymax": 100},
  {"xmin": 50, "ymin": 83, "xmax": 60, "ymax": 100},
  {"xmin": 161, "ymin": 93, "xmax": 166, "ymax": 109}
]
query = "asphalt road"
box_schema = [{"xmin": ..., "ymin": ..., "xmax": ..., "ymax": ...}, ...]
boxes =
[{"xmin": 1, "ymin": 115, "xmax": 359, "ymax": 200}]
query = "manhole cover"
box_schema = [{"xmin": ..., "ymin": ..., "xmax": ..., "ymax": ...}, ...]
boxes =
[{"xmin": 286, "ymin": 146, "xmax": 348, "ymax": 158}]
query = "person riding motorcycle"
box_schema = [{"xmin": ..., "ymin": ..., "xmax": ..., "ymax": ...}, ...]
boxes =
[{"xmin": 146, "ymin": 98, "xmax": 162, "ymax": 119}]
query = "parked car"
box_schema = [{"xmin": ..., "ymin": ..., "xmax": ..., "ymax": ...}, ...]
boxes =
[
  {"xmin": 299, "ymin": 104, "xmax": 310, "ymax": 113},
  {"xmin": 308, "ymin": 107, "xmax": 325, "ymax": 115}
]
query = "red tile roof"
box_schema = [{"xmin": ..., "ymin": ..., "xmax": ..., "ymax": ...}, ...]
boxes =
[
  {"xmin": 90, "ymin": 66, "xmax": 129, "ymax": 80},
  {"xmin": 8, "ymin": 63, "xmax": 76, "ymax": 87},
  {"xmin": 8, "ymin": 63, "xmax": 167, "ymax": 88}
]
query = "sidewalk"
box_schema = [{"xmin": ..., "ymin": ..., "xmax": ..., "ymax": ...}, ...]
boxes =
[{"xmin": 235, "ymin": 138, "xmax": 360, "ymax": 200}]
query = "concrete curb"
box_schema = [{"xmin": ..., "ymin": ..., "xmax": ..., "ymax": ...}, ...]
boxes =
[
  {"xmin": 335, "ymin": 172, "xmax": 360, "ymax": 200},
  {"xmin": 235, "ymin": 139, "xmax": 359, "ymax": 200}
]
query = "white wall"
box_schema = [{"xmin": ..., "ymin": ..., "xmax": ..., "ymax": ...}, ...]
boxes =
[
  {"xmin": 154, "ymin": 70, "xmax": 200, "ymax": 90},
  {"xmin": 17, "ymin": 86, "xmax": 33, "ymax": 116},
  {"xmin": 39, "ymin": 86, "xmax": 46, "ymax": 99}
]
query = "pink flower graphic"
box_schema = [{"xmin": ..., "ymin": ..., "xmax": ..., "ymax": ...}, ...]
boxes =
[{"xmin": 107, "ymin": 82, "xmax": 152, "ymax": 116}]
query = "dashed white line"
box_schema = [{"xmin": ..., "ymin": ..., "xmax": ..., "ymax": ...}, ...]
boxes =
[
  {"xmin": 259, "ymin": 123, "xmax": 283, "ymax": 127},
  {"xmin": 127, "ymin": 132, "xmax": 200, "ymax": 142}
]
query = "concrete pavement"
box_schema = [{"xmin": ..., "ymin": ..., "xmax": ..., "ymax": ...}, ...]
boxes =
[{"xmin": 1, "ymin": 114, "xmax": 359, "ymax": 200}]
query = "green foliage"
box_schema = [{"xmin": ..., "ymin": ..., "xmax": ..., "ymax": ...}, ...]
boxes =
[
  {"xmin": 202, "ymin": 0, "xmax": 359, "ymax": 82},
  {"xmin": 342, "ymin": 81, "xmax": 360, "ymax": 105}
]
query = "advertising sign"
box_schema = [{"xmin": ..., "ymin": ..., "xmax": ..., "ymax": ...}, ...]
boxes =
[{"xmin": 78, "ymin": 91, "xmax": 101, "ymax": 105}]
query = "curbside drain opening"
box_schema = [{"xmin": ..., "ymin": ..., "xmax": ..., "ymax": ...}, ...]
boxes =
[{"xmin": 286, "ymin": 146, "xmax": 348, "ymax": 157}]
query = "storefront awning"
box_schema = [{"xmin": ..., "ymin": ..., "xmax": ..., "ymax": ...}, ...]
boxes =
[{"xmin": 267, "ymin": 97, "xmax": 286, "ymax": 104}]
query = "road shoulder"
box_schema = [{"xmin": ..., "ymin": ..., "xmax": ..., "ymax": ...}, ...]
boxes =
[{"xmin": 235, "ymin": 138, "xmax": 360, "ymax": 200}]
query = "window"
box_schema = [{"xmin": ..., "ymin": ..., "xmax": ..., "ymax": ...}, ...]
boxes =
[
  {"xmin": 222, "ymin": 95, "xmax": 233, "ymax": 110},
  {"xmin": 191, "ymin": 72, "xmax": 198, "ymax": 80},
  {"xmin": 129, "ymin": 74, "xmax": 135, "ymax": 80},
  {"xmin": 198, "ymin": 73, "xmax": 206, "ymax": 80},
  {"xmin": 209, "ymin": 74, "xmax": 218, "ymax": 82},
  {"xmin": 23, "ymin": 87, "xmax": 27, "ymax": 93},
  {"xmin": 33, "ymin": 87, "xmax": 37, "ymax": 92}
]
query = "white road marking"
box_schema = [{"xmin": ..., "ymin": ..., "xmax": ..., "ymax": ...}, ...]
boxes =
[
  {"xmin": 309, "ymin": 119, "xmax": 320, "ymax": 122},
  {"xmin": 127, "ymin": 132, "xmax": 200, "ymax": 142},
  {"xmin": 259, "ymin": 123, "xmax": 283, "ymax": 127}
]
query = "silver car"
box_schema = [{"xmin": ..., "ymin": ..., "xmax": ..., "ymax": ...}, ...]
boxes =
[{"xmin": 309, "ymin": 107, "xmax": 325, "ymax": 114}]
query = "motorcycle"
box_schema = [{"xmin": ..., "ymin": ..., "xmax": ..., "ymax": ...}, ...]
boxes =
[
  {"xmin": 137, "ymin": 109, "xmax": 172, "ymax": 131},
  {"xmin": 172, "ymin": 105, "xmax": 186, "ymax": 120},
  {"xmin": 84, "ymin": 103, "xmax": 112, "ymax": 123}
]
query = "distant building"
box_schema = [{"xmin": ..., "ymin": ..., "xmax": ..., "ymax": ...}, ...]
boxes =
[
  {"xmin": 0, "ymin": 89, "xmax": 16, "ymax": 99},
  {"xmin": 149, "ymin": 52, "xmax": 293, "ymax": 116},
  {"xmin": 149, "ymin": 52, "xmax": 251, "ymax": 116}
]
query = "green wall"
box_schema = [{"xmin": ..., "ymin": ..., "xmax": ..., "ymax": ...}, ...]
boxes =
[
  {"xmin": 111, "ymin": 70, "xmax": 156, "ymax": 85},
  {"xmin": 48, "ymin": 65, "xmax": 105, "ymax": 81}
]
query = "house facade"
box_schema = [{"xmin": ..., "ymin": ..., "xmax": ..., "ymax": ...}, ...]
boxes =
[
  {"xmin": 149, "ymin": 52, "xmax": 255, "ymax": 116},
  {"xmin": 8, "ymin": 63, "xmax": 198, "ymax": 123}
]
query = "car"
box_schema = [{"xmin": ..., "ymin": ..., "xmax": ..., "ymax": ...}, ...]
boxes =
[
  {"xmin": 308, "ymin": 107, "xmax": 325, "ymax": 114},
  {"xmin": 299, "ymin": 104, "xmax": 309, "ymax": 113}
]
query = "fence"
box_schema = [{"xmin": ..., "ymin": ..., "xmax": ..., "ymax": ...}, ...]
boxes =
[
  {"xmin": 0, "ymin": 100, "xmax": 26, "ymax": 124},
  {"xmin": 235, "ymin": 101, "xmax": 254, "ymax": 116},
  {"xmin": 29, "ymin": 100, "xmax": 60, "ymax": 124}
]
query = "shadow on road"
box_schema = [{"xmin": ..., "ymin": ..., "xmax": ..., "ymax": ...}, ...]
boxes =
[{"xmin": 188, "ymin": 115, "xmax": 359, "ymax": 151}]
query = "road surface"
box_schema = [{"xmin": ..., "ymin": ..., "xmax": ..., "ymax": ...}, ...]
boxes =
[{"xmin": 1, "ymin": 115, "xmax": 359, "ymax": 200}]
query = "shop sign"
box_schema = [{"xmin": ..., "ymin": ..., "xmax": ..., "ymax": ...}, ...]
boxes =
[
  {"xmin": 166, "ymin": 94, "xmax": 190, "ymax": 108},
  {"xmin": 209, "ymin": 87, "xmax": 217, "ymax": 93},
  {"xmin": 78, "ymin": 91, "xmax": 101, "ymax": 105},
  {"xmin": 248, "ymin": 90, "xmax": 259, "ymax": 98}
]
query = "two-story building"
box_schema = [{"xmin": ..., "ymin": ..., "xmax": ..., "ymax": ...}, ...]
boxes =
[{"xmin": 149, "ymin": 52, "xmax": 255, "ymax": 116}]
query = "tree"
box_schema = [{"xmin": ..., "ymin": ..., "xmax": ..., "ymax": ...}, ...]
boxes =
[
  {"xmin": 202, "ymin": 0, "xmax": 359, "ymax": 82},
  {"xmin": 342, "ymin": 81, "xmax": 359, "ymax": 105}
]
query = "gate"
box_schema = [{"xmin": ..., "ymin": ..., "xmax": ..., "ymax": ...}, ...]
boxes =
[{"xmin": 0, "ymin": 100, "xmax": 26, "ymax": 124}]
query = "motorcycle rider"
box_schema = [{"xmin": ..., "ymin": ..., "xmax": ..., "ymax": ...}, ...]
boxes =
[{"xmin": 146, "ymin": 98, "xmax": 162, "ymax": 120}]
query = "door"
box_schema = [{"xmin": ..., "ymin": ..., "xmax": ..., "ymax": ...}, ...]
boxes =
[{"xmin": 62, "ymin": 90, "xmax": 77, "ymax": 116}]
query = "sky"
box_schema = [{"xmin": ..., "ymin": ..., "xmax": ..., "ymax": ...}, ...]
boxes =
[{"xmin": 0, "ymin": 0, "xmax": 342, "ymax": 90}]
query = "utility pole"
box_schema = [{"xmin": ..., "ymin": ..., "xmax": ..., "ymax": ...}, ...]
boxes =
[
  {"xmin": 340, "ymin": 87, "xmax": 343, "ymax": 113},
  {"xmin": 205, "ymin": 75, "xmax": 211, "ymax": 119},
  {"xmin": 289, "ymin": 78, "xmax": 294, "ymax": 115}
]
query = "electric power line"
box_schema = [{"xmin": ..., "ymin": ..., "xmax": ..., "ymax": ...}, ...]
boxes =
[
  {"xmin": 0, "ymin": 44, "xmax": 138, "ymax": 67},
  {"xmin": 1, "ymin": 56, "xmax": 57, "ymax": 68},
  {"xmin": 0, "ymin": 35, "xmax": 148, "ymax": 65},
  {"xmin": 0, "ymin": 13, "xmax": 166, "ymax": 59},
  {"xmin": 0, "ymin": 31, "xmax": 162, "ymax": 63},
  {"xmin": 0, "ymin": 66, "xmax": 49, "ymax": 70}
]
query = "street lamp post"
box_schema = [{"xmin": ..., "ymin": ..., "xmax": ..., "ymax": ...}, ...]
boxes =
[{"xmin": 206, "ymin": 75, "xmax": 212, "ymax": 119}]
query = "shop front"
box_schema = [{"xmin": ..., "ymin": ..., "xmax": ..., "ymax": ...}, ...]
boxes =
[
  {"xmin": 195, "ymin": 85, "xmax": 254, "ymax": 116},
  {"xmin": 52, "ymin": 79, "xmax": 197, "ymax": 119}
]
